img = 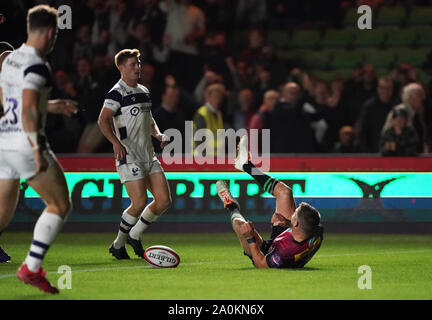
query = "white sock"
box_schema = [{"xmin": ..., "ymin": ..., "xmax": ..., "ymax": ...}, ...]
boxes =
[
  {"xmin": 25, "ymin": 212, "xmax": 64, "ymax": 272},
  {"xmin": 113, "ymin": 211, "xmax": 139, "ymax": 249},
  {"xmin": 129, "ymin": 207, "xmax": 159, "ymax": 240},
  {"xmin": 229, "ymin": 207, "xmax": 246, "ymax": 222}
]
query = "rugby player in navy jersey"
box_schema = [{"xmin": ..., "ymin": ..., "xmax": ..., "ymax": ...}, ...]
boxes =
[
  {"xmin": 98, "ymin": 49, "xmax": 172, "ymax": 260},
  {"xmin": 217, "ymin": 136, "xmax": 323, "ymax": 268}
]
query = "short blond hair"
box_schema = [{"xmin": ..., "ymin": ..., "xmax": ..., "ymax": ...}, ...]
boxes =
[{"xmin": 114, "ymin": 49, "xmax": 141, "ymax": 69}]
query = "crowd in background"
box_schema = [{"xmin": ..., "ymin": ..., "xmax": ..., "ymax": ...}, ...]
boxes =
[{"xmin": 1, "ymin": 0, "xmax": 431, "ymax": 155}]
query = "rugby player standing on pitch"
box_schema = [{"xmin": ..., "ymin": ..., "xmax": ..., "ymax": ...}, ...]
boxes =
[
  {"xmin": 0, "ymin": 5, "xmax": 72, "ymax": 293},
  {"xmin": 217, "ymin": 135, "xmax": 323, "ymax": 268},
  {"xmin": 98, "ymin": 49, "xmax": 172, "ymax": 260}
]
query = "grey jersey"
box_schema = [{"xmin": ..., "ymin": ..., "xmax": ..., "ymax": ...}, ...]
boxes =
[{"xmin": 103, "ymin": 79, "xmax": 156, "ymax": 165}]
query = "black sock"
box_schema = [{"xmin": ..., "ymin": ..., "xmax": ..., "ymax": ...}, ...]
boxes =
[{"xmin": 243, "ymin": 161, "xmax": 279, "ymax": 195}]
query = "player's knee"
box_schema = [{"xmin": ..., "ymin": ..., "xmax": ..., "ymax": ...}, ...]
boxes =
[
  {"xmin": 155, "ymin": 195, "xmax": 172, "ymax": 212},
  {"xmin": 0, "ymin": 216, "xmax": 10, "ymax": 231},
  {"xmin": 50, "ymin": 197, "xmax": 72, "ymax": 217},
  {"xmin": 275, "ymin": 183, "xmax": 292, "ymax": 199}
]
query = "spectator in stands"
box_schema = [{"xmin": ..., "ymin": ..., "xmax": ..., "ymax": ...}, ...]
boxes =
[
  {"xmin": 302, "ymin": 80, "xmax": 331, "ymax": 150},
  {"xmin": 354, "ymin": 76, "xmax": 398, "ymax": 153},
  {"xmin": 47, "ymin": 71, "xmax": 83, "ymax": 153},
  {"xmin": 272, "ymin": 82, "xmax": 317, "ymax": 153},
  {"xmin": 164, "ymin": 74, "xmax": 198, "ymax": 121},
  {"xmin": 249, "ymin": 89, "xmax": 280, "ymax": 152},
  {"xmin": 239, "ymin": 27, "xmax": 267, "ymax": 67},
  {"xmin": 235, "ymin": 0, "xmax": 267, "ymax": 28},
  {"xmin": 333, "ymin": 125, "xmax": 355, "ymax": 153},
  {"xmin": 139, "ymin": 62, "xmax": 164, "ymax": 108},
  {"xmin": 232, "ymin": 88, "xmax": 255, "ymax": 130},
  {"xmin": 322, "ymin": 77, "xmax": 351, "ymax": 151},
  {"xmin": 73, "ymin": 24, "xmax": 94, "ymax": 62},
  {"xmin": 345, "ymin": 64, "xmax": 377, "ymax": 125},
  {"xmin": 381, "ymin": 83, "xmax": 428, "ymax": 153},
  {"xmin": 380, "ymin": 108, "xmax": 418, "ymax": 157},
  {"xmin": 250, "ymin": 89, "xmax": 280, "ymax": 132},
  {"xmin": 152, "ymin": 86, "xmax": 186, "ymax": 153},
  {"xmin": 202, "ymin": 31, "xmax": 232, "ymax": 88},
  {"xmin": 193, "ymin": 83, "xmax": 226, "ymax": 156},
  {"xmin": 162, "ymin": 0, "xmax": 206, "ymax": 92},
  {"xmin": 252, "ymin": 65, "xmax": 278, "ymax": 110},
  {"xmin": 124, "ymin": 20, "xmax": 154, "ymax": 62},
  {"xmin": 258, "ymin": 44, "xmax": 287, "ymax": 89},
  {"xmin": 225, "ymin": 57, "xmax": 255, "ymax": 95},
  {"xmin": 74, "ymin": 56, "xmax": 107, "ymax": 153},
  {"xmin": 201, "ymin": 0, "xmax": 234, "ymax": 32},
  {"xmin": 194, "ymin": 69, "xmax": 225, "ymax": 105},
  {"xmin": 133, "ymin": 0, "xmax": 167, "ymax": 47},
  {"xmin": 92, "ymin": 28, "xmax": 117, "ymax": 59}
]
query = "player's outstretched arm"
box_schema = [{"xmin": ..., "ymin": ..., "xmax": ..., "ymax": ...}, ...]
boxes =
[
  {"xmin": 98, "ymin": 107, "xmax": 126, "ymax": 161},
  {"xmin": 47, "ymin": 99, "xmax": 78, "ymax": 117},
  {"xmin": 239, "ymin": 222, "xmax": 268, "ymax": 268}
]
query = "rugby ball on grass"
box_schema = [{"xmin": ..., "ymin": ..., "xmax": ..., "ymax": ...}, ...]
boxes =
[{"xmin": 144, "ymin": 245, "xmax": 180, "ymax": 268}]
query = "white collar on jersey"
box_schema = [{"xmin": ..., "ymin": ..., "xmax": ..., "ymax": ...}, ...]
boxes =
[
  {"xmin": 120, "ymin": 78, "xmax": 139, "ymax": 89},
  {"xmin": 20, "ymin": 43, "xmax": 43, "ymax": 59}
]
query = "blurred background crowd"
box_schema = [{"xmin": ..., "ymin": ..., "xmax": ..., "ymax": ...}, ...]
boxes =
[{"xmin": 1, "ymin": 0, "xmax": 432, "ymax": 156}]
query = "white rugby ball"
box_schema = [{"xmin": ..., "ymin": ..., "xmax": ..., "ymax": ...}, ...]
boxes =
[{"xmin": 144, "ymin": 245, "xmax": 180, "ymax": 268}]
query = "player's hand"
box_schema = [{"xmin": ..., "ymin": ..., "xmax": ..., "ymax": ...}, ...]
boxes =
[
  {"xmin": 158, "ymin": 134, "xmax": 170, "ymax": 149},
  {"xmin": 239, "ymin": 221, "xmax": 255, "ymax": 239},
  {"xmin": 113, "ymin": 141, "xmax": 127, "ymax": 161},
  {"xmin": 34, "ymin": 150, "xmax": 48, "ymax": 174},
  {"xmin": 48, "ymin": 99, "xmax": 79, "ymax": 117}
]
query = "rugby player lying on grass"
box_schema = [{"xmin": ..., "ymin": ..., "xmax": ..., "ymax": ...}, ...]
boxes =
[{"xmin": 216, "ymin": 135, "xmax": 323, "ymax": 268}]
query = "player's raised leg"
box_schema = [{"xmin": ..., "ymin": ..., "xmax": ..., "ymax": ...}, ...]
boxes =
[
  {"xmin": 0, "ymin": 179, "xmax": 20, "ymax": 263},
  {"xmin": 128, "ymin": 170, "xmax": 172, "ymax": 257},
  {"xmin": 109, "ymin": 178, "xmax": 148, "ymax": 259},
  {"xmin": 216, "ymin": 180, "xmax": 263, "ymax": 255},
  {"xmin": 235, "ymin": 135, "xmax": 296, "ymax": 223},
  {"xmin": 17, "ymin": 159, "xmax": 71, "ymax": 294}
]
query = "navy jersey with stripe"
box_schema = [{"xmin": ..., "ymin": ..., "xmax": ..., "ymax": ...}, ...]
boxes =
[
  {"xmin": 103, "ymin": 79, "xmax": 156, "ymax": 165},
  {"xmin": 0, "ymin": 44, "xmax": 51, "ymax": 150}
]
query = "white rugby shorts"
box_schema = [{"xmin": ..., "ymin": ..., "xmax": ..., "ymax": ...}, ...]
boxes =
[
  {"xmin": 0, "ymin": 148, "xmax": 56, "ymax": 180},
  {"xmin": 116, "ymin": 159, "xmax": 163, "ymax": 184}
]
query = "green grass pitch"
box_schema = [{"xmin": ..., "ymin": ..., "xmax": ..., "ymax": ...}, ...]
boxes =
[{"xmin": 0, "ymin": 232, "xmax": 431, "ymax": 300}]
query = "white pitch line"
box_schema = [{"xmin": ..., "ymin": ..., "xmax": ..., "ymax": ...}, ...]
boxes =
[{"xmin": 1, "ymin": 249, "xmax": 431, "ymax": 280}]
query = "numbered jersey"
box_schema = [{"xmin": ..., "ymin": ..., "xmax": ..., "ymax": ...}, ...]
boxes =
[
  {"xmin": 0, "ymin": 44, "xmax": 51, "ymax": 151},
  {"xmin": 103, "ymin": 79, "xmax": 156, "ymax": 165},
  {"xmin": 265, "ymin": 227, "xmax": 323, "ymax": 268}
]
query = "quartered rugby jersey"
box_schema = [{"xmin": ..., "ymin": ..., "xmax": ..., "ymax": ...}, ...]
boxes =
[
  {"xmin": 103, "ymin": 79, "xmax": 157, "ymax": 164},
  {"xmin": 266, "ymin": 227, "xmax": 323, "ymax": 268},
  {"xmin": 0, "ymin": 44, "xmax": 51, "ymax": 151}
]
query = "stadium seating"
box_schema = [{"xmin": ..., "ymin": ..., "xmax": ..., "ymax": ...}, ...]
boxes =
[
  {"xmin": 384, "ymin": 27, "xmax": 417, "ymax": 48},
  {"xmin": 267, "ymin": 30, "xmax": 291, "ymax": 49},
  {"xmin": 357, "ymin": 48, "xmax": 396, "ymax": 69},
  {"xmin": 274, "ymin": 6, "xmax": 432, "ymax": 85},
  {"xmin": 406, "ymin": 7, "xmax": 432, "ymax": 26},
  {"xmin": 351, "ymin": 27, "xmax": 390, "ymax": 48},
  {"xmin": 286, "ymin": 29, "xmax": 321, "ymax": 49},
  {"xmin": 300, "ymin": 49, "xmax": 332, "ymax": 69},
  {"xmin": 328, "ymin": 49, "xmax": 364, "ymax": 69},
  {"xmin": 342, "ymin": 7, "xmax": 360, "ymax": 28},
  {"xmin": 320, "ymin": 28, "xmax": 355, "ymax": 49},
  {"xmin": 395, "ymin": 48, "xmax": 429, "ymax": 67},
  {"xmin": 375, "ymin": 6, "xmax": 407, "ymax": 27}
]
